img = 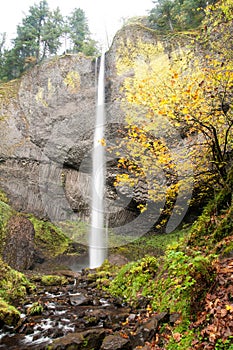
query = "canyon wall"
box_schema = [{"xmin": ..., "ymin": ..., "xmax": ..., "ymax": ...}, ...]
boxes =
[{"xmin": 0, "ymin": 24, "xmax": 188, "ymax": 232}]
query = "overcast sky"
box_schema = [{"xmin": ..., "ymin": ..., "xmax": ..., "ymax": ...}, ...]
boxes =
[{"xmin": 0, "ymin": 0, "xmax": 153, "ymax": 46}]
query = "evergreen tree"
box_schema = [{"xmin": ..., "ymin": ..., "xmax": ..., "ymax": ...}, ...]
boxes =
[
  {"xmin": 149, "ymin": 0, "xmax": 176, "ymax": 31},
  {"xmin": 149, "ymin": 0, "xmax": 218, "ymax": 31},
  {"xmin": 0, "ymin": 0, "xmax": 64, "ymax": 80},
  {"xmin": 0, "ymin": 33, "xmax": 6, "ymax": 80},
  {"xmin": 65, "ymin": 8, "xmax": 97, "ymax": 55},
  {"xmin": 13, "ymin": 0, "xmax": 63, "ymax": 62},
  {"xmin": 0, "ymin": 2, "xmax": 98, "ymax": 82}
]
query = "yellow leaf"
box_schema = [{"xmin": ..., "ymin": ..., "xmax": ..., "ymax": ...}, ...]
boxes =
[
  {"xmin": 98, "ymin": 138, "xmax": 106, "ymax": 146},
  {"xmin": 226, "ymin": 304, "xmax": 233, "ymax": 312},
  {"xmin": 182, "ymin": 107, "xmax": 189, "ymax": 114}
]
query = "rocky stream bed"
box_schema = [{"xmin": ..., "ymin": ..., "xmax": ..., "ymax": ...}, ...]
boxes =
[{"xmin": 0, "ymin": 267, "xmax": 180, "ymax": 350}]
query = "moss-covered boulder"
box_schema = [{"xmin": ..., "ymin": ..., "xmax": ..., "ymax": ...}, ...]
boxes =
[
  {"xmin": 40, "ymin": 274, "xmax": 68, "ymax": 286},
  {"xmin": 0, "ymin": 258, "xmax": 34, "ymax": 303},
  {"xmin": 3, "ymin": 215, "xmax": 35, "ymax": 271},
  {"xmin": 0, "ymin": 298, "xmax": 20, "ymax": 327},
  {"xmin": 29, "ymin": 215, "xmax": 72, "ymax": 258},
  {"xmin": 0, "ymin": 258, "xmax": 34, "ymax": 327},
  {"xmin": 0, "ymin": 189, "xmax": 75, "ymax": 267}
]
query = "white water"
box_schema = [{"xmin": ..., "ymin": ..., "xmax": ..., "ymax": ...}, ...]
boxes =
[{"xmin": 89, "ymin": 51, "xmax": 107, "ymax": 268}]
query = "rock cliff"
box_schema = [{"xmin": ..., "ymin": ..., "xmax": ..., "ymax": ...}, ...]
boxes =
[{"xmin": 0, "ymin": 24, "xmax": 190, "ymax": 234}]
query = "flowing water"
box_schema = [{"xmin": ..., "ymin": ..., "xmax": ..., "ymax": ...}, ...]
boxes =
[{"xmin": 89, "ymin": 51, "xmax": 107, "ymax": 268}]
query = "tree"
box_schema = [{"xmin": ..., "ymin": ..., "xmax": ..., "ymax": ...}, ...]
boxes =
[
  {"xmin": 149, "ymin": 0, "xmax": 218, "ymax": 31},
  {"xmin": 13, "ymin": 0, "xmax": 63, "ymax": 62},
  {"xmin": 149, "ymin": 0, "xmax": 176, "ymax": 31},
  {"xmin": 0, "ymin": 0, "xmax": 64, "ymax": 80},
  {"xmin": 0, "ymin": 33, "xmax": 6, "ymax": 80},
  {"xmin": 113, "ymin": 0, "xmax": 233, "ymax": 230},
  {"xmin": 0, "ymin": 2, "xmax": 98, "ymax": 81},
  {"xmin": 65, "ymin": 8, "xmax": 97, "ymax": 55}
]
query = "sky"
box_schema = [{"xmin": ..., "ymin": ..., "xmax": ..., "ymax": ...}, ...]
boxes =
[{"xmin": 0, "ymin": 0, "xmax": 153, "ymax": 47}]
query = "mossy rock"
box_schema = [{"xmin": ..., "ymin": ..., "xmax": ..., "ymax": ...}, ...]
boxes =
[
  {"xmin": 0, "ymin": 200, "xmax": 14, "ymax": 254},
  {"xmin": 0, "ymin": 189, "xmax": 8, "ymax": 204},
  {"xmin": 27, "ymin": 301, "xmax": 43, "ymax": 316},
  {"xmin": 0, "ymin": 298, "xmax": 20, "ymax": 327},
  {"xmin": 0, "ymin": 258, "xmax": 34, "ymax": 303},
  {"xmin": 29, "ymin": 216, "xmax": 71, "ymax": 257},
  {"xmin": 41, "ymin": 274, "xmax": 68, "ymax": 286}
]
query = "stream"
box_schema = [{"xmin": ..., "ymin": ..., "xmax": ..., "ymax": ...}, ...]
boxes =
[{"xmin": 0, "ymin": 268, "xmax": 178, "ymax": 350}]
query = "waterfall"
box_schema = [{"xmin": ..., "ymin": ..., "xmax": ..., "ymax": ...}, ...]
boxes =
[{"xmin": 89, "ymin": 51, "xmax": 107, "ymax": 268}]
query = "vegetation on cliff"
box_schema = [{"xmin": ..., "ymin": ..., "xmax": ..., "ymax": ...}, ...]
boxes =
[
  {"xmin": 148, "ymin": 0, "xmax": 218, "ymax": 32},
  {"xmin": 100, "ymin": 171, "xmax": 232, "ymax": 348},
  {"xmin": 0, "ymin": 0, "xmax": 98, "ymax": 82},
  {"xmin": 103, "ymin": 1, "xmax": 233, "ymax": 348},
  {"xmin": 28, "ymin": 215, "xmax": 72, "ymax": 258},
  {"xmin": 113, "ymin": 0, "xmax": 233, "ymax": 231}
]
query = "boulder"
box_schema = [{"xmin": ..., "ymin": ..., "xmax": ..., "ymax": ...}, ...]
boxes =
[
  {"xmin": 2, "ymin": 215, "xmax": 35, "ymax": 270},
  {"xmin": 50, "ymin": 328, "xmax": 106, "ymax": 349},
  {"xmin": 0, "ymin": 298, "xmax": 20, "ymax": 327},
  {"xmin": 100, "ymin": 333, "xmax": 131, "ymax": 350}
]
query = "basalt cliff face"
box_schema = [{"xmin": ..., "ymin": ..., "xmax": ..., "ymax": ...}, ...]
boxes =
[{"xmin": 0, "ymin": 24, "xmax": 188, "ymax": 229}]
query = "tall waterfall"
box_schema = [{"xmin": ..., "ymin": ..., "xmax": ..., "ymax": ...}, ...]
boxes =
[{"xmin": 89, "ymin": 51, "xmax": 107, "ymax": 268}]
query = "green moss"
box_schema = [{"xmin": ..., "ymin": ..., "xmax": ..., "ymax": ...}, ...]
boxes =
[
  {"xmin": 41, "ymin": 274, "xmax": 68, "ymax": 286},
  {"xmin": 0, "ymin": 297, "xmax": 20, "ymax": 327},
  {"xmin": 221, "ymin": 240, "xmax": 233, "ymax": 257},
  {"xmin": 106, "ymin": 247, "xmax": 215, "ymax": 328},
  {"xmin": 151, "ymin": 250, "xmax": 215, "ymax": 318},
  {"xmin": 0, "ymin": 189, "xmax": 8, "ymax": 204},
  {"xmin": 58, "ymin": 220, "xmax": 88, "ymax": 246},
  {"xmin": 0, "ymin": 200, "xmax": 14, "ymax": 254},
  {"xmin": 29, "ymin": 216, "xmax": 71, "ymax": 257},
  {"xmin": 27, "ymin": 301, "xmax": 43, "ymax": 315},
  {"xmin": 108, "ymin": 255, "xmax": 159, "ymax": 302},
  {"xmin": 110, "ymin": 228, "xmax": 188, "ymax": 261},
  {"xmin": 166, "ymin": 327, "xmax": 195, "ymax": 350},
  {"xmin": 0, "ymin": 258, "xmax": 34, "ymax": 303},
  {"xmin": 188, "ymin": 180, "xmax": 233, "ymax": 254}
]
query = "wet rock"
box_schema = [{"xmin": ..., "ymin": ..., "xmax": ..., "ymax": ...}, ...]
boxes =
[
  {"xmin": 108, "ymin": 310, "xmax": 130, "ymax": 323},
  {"xmin": 134, "ymin": 296, "xmax": 149, "ymax": 310},
  {"xmin": 169, "ymin": 312, "xmax": 181, "ymax": 325},
  {"xmin": 57, "ymin": 270, "xmax": 81, "ymax": 279},
  {"xmin": 140, "ymin": 316, "xmax": 158, "ymax": 339},
  {"xmin": 154, "ymin": 311, "xmax": 170, "ymax": 324},
  {"xmin": 107, "ymin": 254, "xmax": 129, "ymax": 266},
  {"xmin": 101, "ymin": 332, "xmax": 131, "ymax": 350},
  {"xmin": 134, "ymin": 345, "xmax": 151, "ymax": 350},
  {"xmin": 69, "ymin": 293, "xmax": 90, "ymax": 306},
  {"xmin": 0, "ymin": 299, "xmax": 20, "ymax": 327},
  {"xmin": 50, "ymin": 328, "xmax": 106, "ymax": 349},
  {"xmin": 127, "ymin": 313, "xmax": 137, "ymax": 323},
  {"xmin": 2, "ymin": 215, "xmax": 35, "ymax": 271},
  {"xmin": 128, "ymin": 316, "xmax": 159, "ymax": 348}
]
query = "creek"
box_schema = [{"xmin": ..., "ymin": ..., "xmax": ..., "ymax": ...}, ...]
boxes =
[{"xmin": 0, "ymin": 266, "xmax": 178, "ymax": 350}]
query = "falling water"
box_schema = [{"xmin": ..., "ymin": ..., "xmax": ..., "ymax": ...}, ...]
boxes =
[{"xmin": 89, "ymin": 51, "xmax": 107, "ymax": 268}]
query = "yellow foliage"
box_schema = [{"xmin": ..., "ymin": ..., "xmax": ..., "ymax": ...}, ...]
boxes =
[
  {"xmin": 114, "ymin": 22, "xmax": 233, "ymax": 215},
  {"xmin": 64, "ymin": 71, "xmax": 80, "ymax": 93},
  {"xmin": 98, "ymin": 138, "xmax": 106, "ymax": 147}
]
